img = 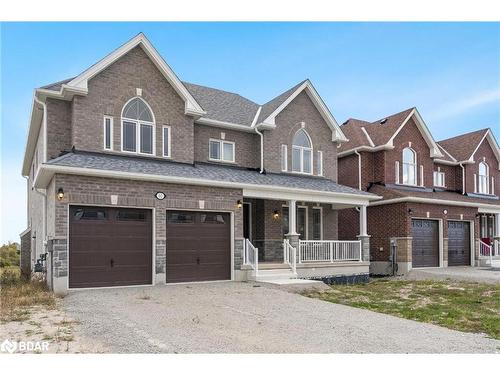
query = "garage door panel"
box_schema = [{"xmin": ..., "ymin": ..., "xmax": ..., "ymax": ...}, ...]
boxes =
[
  {"xmin": 412, "ymin": 219, "xmax": 439, "ymax": 268},
  {"xmin": 166, "ymin": 211, "xmax": 230, "ymax": 283},
  {"xmin": 69, "ymin": 206, "xmax": 152, "ymax": 288},
  {"xmin": 448, "ymin": 221, "xmax": 470, "ymax": 266}
]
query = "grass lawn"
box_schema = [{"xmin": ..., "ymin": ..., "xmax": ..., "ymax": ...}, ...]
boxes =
[{"xmin": 304, "ymin": 279, "xmax": 500, "ymax": 340}]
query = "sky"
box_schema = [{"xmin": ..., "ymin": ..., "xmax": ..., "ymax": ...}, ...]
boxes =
[{"xmin": 1, "ymin": 22, "xmax": 499, "ymax": 244}]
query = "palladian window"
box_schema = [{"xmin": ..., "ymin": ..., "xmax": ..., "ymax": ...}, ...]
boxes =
[
  {"xmin": 478, "ymin": 161, "xmax": 489, "ymax": 194},
  {"xmin": 291, "ymin": 129, "xmax": 313, "ymax": 174},
  {"xmin": 121, "ymin": 97, "xmax": 155, "ymax": 155},
  {"xmin": 402, "ymin": 147, "xmax": 417, "ymax": 185}
]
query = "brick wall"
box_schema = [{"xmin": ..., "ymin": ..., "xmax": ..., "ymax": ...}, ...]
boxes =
[
  {"xmin": 46, "ymin": 98, "xmax": 72, "ymax": 160},
  {"xmin": 20, "ymin": 230, "xmax": 31, "ymax": 280},
  {"xmin": 194, "ymin": 124, "xmax": 260, "ymax": 168},
  {"xmin": 262, "ymin": 91, "xmax": 338, "ymax": 181},
  {"xmin": 434, "ymin": 163, "xmax": 460, "ymax": 191},
  {"xmin": 338, "ymin": 153, "xmax": 359, "ymax": 189},
  {"xmin": 464, "ymin": 138, "xmax": 499, "ymax": 195},
  {"xmin": 71, "ymin": 46, "xmax": 195, "ymax": 163}
]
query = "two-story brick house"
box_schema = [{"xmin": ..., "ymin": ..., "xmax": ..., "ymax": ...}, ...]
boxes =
[
  {"xmin": 20, "ymin": 33, "xmax": 378, "ymax": 294},
  {"xmin": 338, "ymin": 107, "xmax": 500, "ymax": 275}
]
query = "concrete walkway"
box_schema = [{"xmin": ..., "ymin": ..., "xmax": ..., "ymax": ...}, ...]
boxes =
[
  {"xmin": 61, "ymin": 282, "xmax": 499, "ymax": 353},
  {"xmin": 406, "ymin": 267, "xmax": 500, "ymax": 284}
]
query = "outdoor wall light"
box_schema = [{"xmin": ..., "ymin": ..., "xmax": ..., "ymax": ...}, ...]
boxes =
[
  {"xmin": 443, "ymin": 209, "xmax": 448, "ymax": 215},
  {"xmin": 57, "ymin": 188, "xmax": 64, "ymax": 201},
  {"xmin": 236, "ymin": 200, "xmax": 243, "ymax": 209},
  {"xmin": 273, "ymin": 210, "xmax": 280, "ymax": 220}
]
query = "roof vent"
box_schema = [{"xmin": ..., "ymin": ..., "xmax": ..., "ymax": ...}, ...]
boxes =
[{"xmin": 380, "ymin": 118, "xmax": 387, "ymax": 124}]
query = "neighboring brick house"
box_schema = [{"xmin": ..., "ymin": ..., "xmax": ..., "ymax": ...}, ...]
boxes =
[
  {"xmin": 21, "ymin": 33, "xmax": 377, "ymax": 294},
  {"xmin": 338, "ymin": 107, "xmax": 500, "ymax": 275}
]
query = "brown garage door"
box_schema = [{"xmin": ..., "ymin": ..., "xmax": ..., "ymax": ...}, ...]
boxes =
[
  {"xmin": 69, "ymin": 206, "xmax": 152, "ymax": 288},
  {"xmin": 412, "ymin": 219, "xmax": 439, "ymax": 268},
  {"xmin": 448, "ymin": 221, "xmax": 471, "ymax": 266},
  {"xmin": 166, "ymin": 211, "xmax": 231, "ymax": 283}
]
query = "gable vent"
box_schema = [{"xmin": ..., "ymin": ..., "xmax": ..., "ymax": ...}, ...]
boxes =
[{"xmin": 380, "ymin": 118, "xmax": 388, "ymax": 124}]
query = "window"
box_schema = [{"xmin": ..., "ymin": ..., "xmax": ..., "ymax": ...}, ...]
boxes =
[
  {"xmin": 121, "ymin": 97, "xmax": 155, "ymax": 155},
  {"xmin": 74, "ymin": 208, "xmax": 106, "ymax": 220},
  {"xmin": 281, "ymin": 145, "xmax": 288, "ymax": 171},
  {"xmin": 478, "ymin": 161, "xmax": 489, "ymax": 194},
  {"xmin": 312, "ymin": 207, "xmax": 323, "ymax": 240},
  {"xmin": 116, "ymin": 210, "xmax": 146, "ymax": 221},
  {"xmin": 291, "ymin": 129, "xmax": 313, "ymax": 174},
  {"xmin": 317, "ymin": 151, "xmax": 323, "ymax": 176},
  {"xmin": 167, "ymin": 212, "xmax": 194, "ymax": 224},
  {"xmin": 103, "ymin": 116, "xmax": 113, "ymax": 150},
  {"xmin": 433, "ymin": 170, "xmax": 445, "ymax": 187},
  {"xmin": 209, "ymin": 139, "xmax": 235, "ymax": 162},
  {"xmin": 402, "ymin": 147, "xmax": 417, "ymax": 185},
  {"xmin": 162, "ymin": 126, "xmax": 171, "ymax": 157},
  {"xmin": 200, "ymin": 213, "xmax": 226, "ymax": 224},
  {"xmin": 282, "ymin": 206, "xmax": 307, "ymax": 239}
]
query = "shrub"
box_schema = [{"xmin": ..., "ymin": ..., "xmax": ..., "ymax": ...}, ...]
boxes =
[{"xmin": 0, "ymin": 242, "xmax": 20, "ymax": 267}]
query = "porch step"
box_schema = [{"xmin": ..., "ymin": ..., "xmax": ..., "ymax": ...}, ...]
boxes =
[
  {"xmin": 479, "ymin": 256, "xmax": 500, "ymax": 267},
  {"xmin": 253, "ymin": 268, "xmax": 297, "ymax": 281}
]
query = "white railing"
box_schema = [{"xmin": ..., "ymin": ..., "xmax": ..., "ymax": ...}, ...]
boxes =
[
  {"xmin": 479, "ymin": 240, "xmax": 492, "ymax": 257},
  {"xmin": 243, "ymin": 238, "xmax": 258, "ymax": 277},
  {"xmin": 283, "ymin": 239, "xmax": 297, "ymax": 274},
  {"xmin": 298, "ymin": 240, "xmax": 362, "ymax": 263}
]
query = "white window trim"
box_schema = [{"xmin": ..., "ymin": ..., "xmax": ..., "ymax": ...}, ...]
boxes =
[
  {"xmin": 395, "ymin": 161, "xmax": 400, "ymax": 184},
  {"xmin": 312, "ymin": 206, "xmax": 323, "ymax": 240},
  {"xmin": 162, "ymin": 126, "xmax": 171, "ymax": 158},
  {"xmin": 208, "ymin": 138, "xmax": 235, "ymax": 163},
  {"xmin": 282, "ymin": 204, "xmax": 309, "ymax": 240},
  {"xmin": 120, "ymin": 97, "xmax": 156, "ymax": 156},
  {"xmin": 317, "ymin": 151, "xmax": 323, "ymax": 176},
  {"xmin": 433, "ymin": 170, "xmax": 446, "ymax": 188},
  {"xmin": 477, "ymin": 161, "xmax": 490, "ymax": 195},
  {"xmin": 291, "ymin": 129, "xmax": 313, "ymax": 175},
  {"xmin": 121, "ymin": 119, "xmax": 156, "ymax": 155},
  {"xmin": 103, "ymin": 116, "xmax": 113, "ymax": 151},
  {"xmin": 402, "ymin": 147, "xmax": 418, "ymax": 186},
  {"xmin": 281, "ymin": 144, "xmax": 288, "ymax": 172}
]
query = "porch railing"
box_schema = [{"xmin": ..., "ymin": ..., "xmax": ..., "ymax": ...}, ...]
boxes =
[
  {"xmin": 243, "ymin": 238, "xmax": 258, "ymax": 277},
  {"xmin": 283, "ymin": 239, "xmax": 297, "ymax": 274},
  {"xmin": 479, "ymin": 240, "xmax": 500, "ymax": 266},
  {"xmin": 298, "ymin": 240, "xmax": 362, "ymax": 263}
]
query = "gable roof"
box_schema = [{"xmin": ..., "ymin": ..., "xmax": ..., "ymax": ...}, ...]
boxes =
[
  {"xmin": 438, "ymin": 128, "xmax": 489, "ymax": 162},
  {"xmin": 257, "ymin": 80, "xmax": 307, "ymax": 124},
  {"xmin": 339, "ymin": 107, "xmax": 443, "ymax": 158}
]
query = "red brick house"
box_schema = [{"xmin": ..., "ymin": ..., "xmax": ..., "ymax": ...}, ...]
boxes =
[
  {"xmin": 338, "ymin": 107, "xmax": 500, "ymax": 275},
  {"xmin": 20, "ymin": 33, "xmax": 378, "ymax": 294}
]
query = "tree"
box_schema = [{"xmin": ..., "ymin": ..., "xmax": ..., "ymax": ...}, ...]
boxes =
[{"xmin": 0, "ymin": 242, "xmax": 20, "ymax": 267}]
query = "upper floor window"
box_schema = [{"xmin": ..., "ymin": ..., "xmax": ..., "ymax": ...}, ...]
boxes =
[
  {"xmin": 209, "ymin": 139, "xmax": 235, "ymax": 162},
  {"xmin": 291, "ymin": 129, "xmax": 313, "ymax": 174},
  {"xmin": 402, "ymin": 147, "xmax": 417, "ymax": 185},
  {"xmin": 478, "ymin": 161, "xmax": 489, "ymax": 194},
  {"xmin": 121, "ymin": 97, "xmax": 155, "ymax": 155},
  {"xmin": 433, "ymin": 170, "xmax": 445, "ymax": 187}
]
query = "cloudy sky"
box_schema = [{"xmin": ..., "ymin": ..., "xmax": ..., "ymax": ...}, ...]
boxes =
[{"xmin": 1, "ymin": 22, "xmax": 499, "ymax": 243}]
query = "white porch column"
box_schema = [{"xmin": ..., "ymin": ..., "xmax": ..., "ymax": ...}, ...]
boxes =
[
  {"xmin": 359, "ymin": 205, "xmax": 368, "ymax": 237},
  {"xmin": 287, "ymin": 199, "xmax": 298, "ymax": 236},
  {"xmin": 495, "ymin": 213, "xmax": 500, "ymax": 237}
]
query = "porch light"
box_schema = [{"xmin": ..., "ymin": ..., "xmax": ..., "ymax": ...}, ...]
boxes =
[
  {"xmin": 443, "ymin": 209, "xmax": 448, "ymax": 215},
  {"xmin": 273, "ymin": 210, "xmax": 280, "ymax": 220},
  {"xmin": 236, "ymin": 200, "xmax": 243, "ymax": 209},
  {"xmin": 57, "ymin": 188, "xmax": 64, "ymax": 201}
]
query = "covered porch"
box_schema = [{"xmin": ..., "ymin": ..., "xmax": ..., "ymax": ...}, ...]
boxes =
[{"xmin": 239, "ymin": 186, "xmax": 374, "ymax": 282}]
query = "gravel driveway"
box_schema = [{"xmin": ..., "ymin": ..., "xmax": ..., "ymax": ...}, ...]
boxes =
[{"xmin": 61, "ymin": 282, "xmax": 500, "ymax": 353}]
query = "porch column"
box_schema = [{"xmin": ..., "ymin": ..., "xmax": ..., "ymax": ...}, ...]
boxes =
[
  {"xmin": 357, "ymin": 205, "xmax": 370, "ymax": 262},
  {"xmin": 495, "ymin": 213, "xmax": 500, "ymax": 238},
  {"xmin": 285, "ymin": 199, "xmax": 300, "ymax": 251}
]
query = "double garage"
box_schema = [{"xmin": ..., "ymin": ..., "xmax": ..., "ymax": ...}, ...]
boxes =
[
  {"xmin": 68, "ymin": 206, "xmax": 231, "ymax": 288},
  {"xmin": 411, "ymin": 218, "xmax": 472, "ymax": 268}
]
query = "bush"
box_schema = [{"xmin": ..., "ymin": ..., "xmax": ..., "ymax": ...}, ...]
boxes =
[
  {"xmin": 0, "ymin": 266, "xmax": 21, "ymax": 286},
  {"xmin": 0, "ymin": 242, "xmax": 20, "ymax": 267}
]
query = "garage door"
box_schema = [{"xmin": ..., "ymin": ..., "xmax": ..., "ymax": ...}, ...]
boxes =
[
  {"xmin": 412, "ymin": 219, "xmax": 439, "ymax": 268},
  {"xmin": 166, "ymin": 211, "xmax": 231, "ymax": 283},
  {"xmin": 448, "ymin": 221, "xmax": 471, "ymax": 266},
  {"xmin": 69, "ymin": 206, "xmax": 152, "ymax": 288}
]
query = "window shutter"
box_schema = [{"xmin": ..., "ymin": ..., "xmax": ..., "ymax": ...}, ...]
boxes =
[
  {"xmin": 474, "ymin": 173, "xmax": 477, "ymax": 193},
  {"xmin": 281, "ymin": 145, "xmax": 287, "ymax": 172},
  {"xmin": 420, "ymin": 165, "xmax": 424, "ymax": 187},
  {"xmin": 395, "ymin": 161, "xmax": 400, "ymax": 184}
]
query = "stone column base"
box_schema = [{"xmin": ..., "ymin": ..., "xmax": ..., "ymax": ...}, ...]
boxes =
[{"xmin": 357, "ymin": 235, "xmax": 370, "ymax": 262}]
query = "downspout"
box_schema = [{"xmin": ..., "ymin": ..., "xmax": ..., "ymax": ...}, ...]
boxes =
[
  {"xmin": 459, "ymin": 162, "xmax": 465, "ymax": 194},
  {"xmin": 354, "ymin": 150, "xmax": 362, "ymax": 190},
  {"xmin": 254, "ymin": 125, "xmax": 264, "ymax": 173}
]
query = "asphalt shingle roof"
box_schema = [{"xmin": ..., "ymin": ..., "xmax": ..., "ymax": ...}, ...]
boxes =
[
  {"xmin": 438, "ymin": 128, "xmax": 489, "ymax": 162},
  {"xmin": 47, "ymin": 151, "xmax": 375, "ymax": 197}
]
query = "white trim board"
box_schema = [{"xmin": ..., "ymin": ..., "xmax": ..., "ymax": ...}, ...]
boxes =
[{"xmin": 370, "ymin": 196, "xmax": 500, "ymax": 212}]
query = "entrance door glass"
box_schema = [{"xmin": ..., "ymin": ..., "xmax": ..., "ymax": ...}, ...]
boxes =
[{"xmin": 282, "ymin": 206, "xmax": 307, "ymax": 240}]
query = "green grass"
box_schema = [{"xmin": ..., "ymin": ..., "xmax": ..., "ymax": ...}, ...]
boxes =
[{"xmin": 304, "ymin": 279, "xmax": 500, "ymax": 340}]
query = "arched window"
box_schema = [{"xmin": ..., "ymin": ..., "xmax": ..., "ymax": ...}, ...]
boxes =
[
  {"xmin": 291, "ymin": 129, "xmax": 313, "ymax": 174},
  {"xmin": 478, "ymin": 161, "xmax": 489, "ymax": 194},
  {"xmin": 121, "ymin": 97, "xmax": 155, "ymax": 154},
  {"xmin": 402, "ymin": 147, "xmax": 417, "ymax": 185}
]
